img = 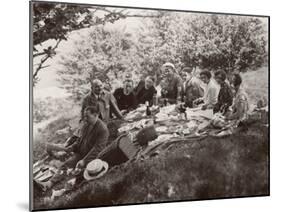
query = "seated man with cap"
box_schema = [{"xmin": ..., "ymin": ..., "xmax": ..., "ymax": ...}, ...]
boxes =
[
  {"xmin": 134, "ymin": 76, "xmax": 157, "ymax": 106},
  {"xmin": 113, "ymin": 77, "xmax": 137, "ymax": 114},
  {"xmin": 81, "ymin": 79, "xmax": 123, "ymax": 123},
  {"xmin": 39, "ymin": 104, "xmax": 110, "ymax": 190},
  {"xmin": 160, "ymin": 62, "xmax": 183, "ymax": 104},
  {"xmin": 180, "ymin": 67, "xmax": 204, "ymax": 108}
]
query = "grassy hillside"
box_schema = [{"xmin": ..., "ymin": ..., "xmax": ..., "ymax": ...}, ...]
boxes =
[
  {"xmin": 33, "ymin": 67, "xmax": 269, "ymax": 210},
  {"xmin": 242, "ymin": 66, "xmax": 268, "ymax": 105},
  {"xmin": 34, "ymin": 122, "xmax": 268, "ymax": 210}
]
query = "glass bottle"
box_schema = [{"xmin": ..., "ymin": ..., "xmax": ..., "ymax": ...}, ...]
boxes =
[{"xmin": 146, "ymin": 101, "xmax": 151, "ymax": 116}]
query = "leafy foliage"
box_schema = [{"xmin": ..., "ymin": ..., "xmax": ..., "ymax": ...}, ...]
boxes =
[
  {"xmin": 187, "ymin": 15, "xmax": 268, "ymax": 72},
  {"xmin": 57, "ymin": 13, "xmax": 267, "ymax": 100},
  {"xmin": 32, "ymin": 2, "xmax": 95, "ymax": 83},
  {"xmin": 32, "ymin": 2, "xmax": 143, "ymax": 84},
  {"xmin": 57, "ymin": 27, "xmax": 142, "ymax": 101},
  {"xmin": 33, "ymin": 3, "xmax": 93, "ymax": 47},
  {"xmin": 137, "ymin": 13, "xmax": 268, "ymax": 74},
  {"xmin": 33, "ymin": 97, "xmax": 74, "ymax": 123}
]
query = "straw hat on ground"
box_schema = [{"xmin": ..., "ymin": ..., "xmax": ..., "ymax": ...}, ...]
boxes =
[{"xmin": 83, "ymin": 159, "xmax": 109, "ymax": 181}]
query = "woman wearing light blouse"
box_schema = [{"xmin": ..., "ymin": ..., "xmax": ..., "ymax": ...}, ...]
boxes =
[{"xmin": 226, "ymin": 73, "xmax": 249, "ymax": 122}]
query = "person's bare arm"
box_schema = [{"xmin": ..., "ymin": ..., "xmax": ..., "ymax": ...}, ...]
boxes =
[
  {"xmin": 80, "ymin": 97, "xmax": 87, "ymax": 122},
  {"xmin": 109, "ymin": 94, "xmax": 123, "ymax": 119},
  {"xmin": 226, "ymin": 101, "xmax": 246, "ymax": 120},
  {"xmin": 176, "ymin": 77, "xmax": 183, "ymax": 102},
  {"xmin": 65, "ymin": 141, "xmax": 79, "ymax": 153}
]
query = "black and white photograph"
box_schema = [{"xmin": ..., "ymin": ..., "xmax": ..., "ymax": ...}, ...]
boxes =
[{"xmin": 30, "ymin": 1, "xmax": 269, "ymax": 211}]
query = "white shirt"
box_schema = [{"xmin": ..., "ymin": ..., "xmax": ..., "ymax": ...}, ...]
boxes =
[{"xmin": 203, "ymin": 79, "xmax": 220, "ymax": 106}]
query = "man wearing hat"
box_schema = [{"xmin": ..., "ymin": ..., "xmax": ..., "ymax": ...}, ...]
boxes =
[
  {"xmin": 39, "ymin": 105, "xmax": 110, "ymax": 190},
  {"xmin": 81, "ymin": 79, "xmax": 123, "ymax": 123},
  {"xmin": 180, "ymin": 67, "xmax": 204, "ymax": 108},
  {"xmin": 160, "ymin": 62, "xmax": 183, "ymax": 104}
]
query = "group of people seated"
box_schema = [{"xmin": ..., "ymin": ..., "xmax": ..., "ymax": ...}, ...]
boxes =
[
  {"xmin": 97, "ymin": 62, "xmax": 249, "ymax": 124},
  {"xmin": 38, "ymin": 62, "xmax": 249, "ymax": 190}
]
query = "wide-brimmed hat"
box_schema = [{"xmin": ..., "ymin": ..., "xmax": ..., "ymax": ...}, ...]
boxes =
[{"xmin": 83, "ymin": 159, "xmax": 109, "ymax": 181}]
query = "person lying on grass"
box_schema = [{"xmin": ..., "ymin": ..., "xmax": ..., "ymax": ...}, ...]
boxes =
[{"xmin": 39, "ymin": 105, "xmax": 109, "ymax": 190}]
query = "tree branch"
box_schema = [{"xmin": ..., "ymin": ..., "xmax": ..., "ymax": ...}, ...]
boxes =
[
  {"xmin": 93, "ymin": 7, "xmax": 161, "ymax": 19},
  {"xmin": 40, "ymin": 65, "xmax": 50, "ymax": 69},
  {"xmin": 34, "ymin": 51, "xmax": 47, "ymax": 58},
  {"xmin": 33, "ymin": 39, "xmax": 62, "ymax": 84},
  {"xmin": 32, "ymin": 6, "xmax": 163, "ymax": 86}
]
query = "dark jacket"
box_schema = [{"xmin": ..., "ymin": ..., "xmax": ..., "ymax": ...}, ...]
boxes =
[
  {"xmin": 134, "ymin": 80, "xmax": 157, "ymax": 106},
  {"xmin": 213, "ymin": 81, "xmax": 233, "ymax": 114},
  {"xmin": 161, "ymin": 73, "xmax": 182, "ymax": 102},
  {"xmin": 81, "ymin": 90, "xmax": 123, "ymax": 123},
  {"xmin": 73, "ymin": 118, "xmax": 109, "ymax": 164},
  {"xmin": 113, "ymin": 88, "xmax": 137, "ymax": 111},
  {"xmin": 181, "ymin": 77, "xmax": 204, "ymax": 108}
]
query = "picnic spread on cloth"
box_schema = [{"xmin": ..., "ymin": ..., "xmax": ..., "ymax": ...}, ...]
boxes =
[{"xmin": 33, "ymin": 102, "xmax": 268, "ymax": 200}]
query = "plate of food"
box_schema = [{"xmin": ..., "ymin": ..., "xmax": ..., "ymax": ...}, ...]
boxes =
[
  {"xmin": 125, "ymin": 111, "xmax": 143, "ymax": 121},
  {"xmin": 155, "ymin": 126, "xmax": 168, "ymax": 133}
]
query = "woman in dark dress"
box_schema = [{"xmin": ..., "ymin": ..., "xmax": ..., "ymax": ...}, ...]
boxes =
[{"xmin": 134, "ymin": 76, "xmax": 157, "ymax": 106}]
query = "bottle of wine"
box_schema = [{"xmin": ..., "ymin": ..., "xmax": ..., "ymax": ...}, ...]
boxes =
[
  {"xmin": 163, "ymin": 98, "xmax": 167, "ymax": 106},
  {"xmin": 146, "ymin": 101, "xmax": 151, "ymax": 116},
  {"xmin": 179, "ymin": 103, "xmax": 186, "ymax": 120},
  {"xmin": 153, "ymin": 94, "xmax": 158, "ymax": 106}
]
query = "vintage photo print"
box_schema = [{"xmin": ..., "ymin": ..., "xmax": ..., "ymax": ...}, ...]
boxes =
[{"xmin": 30, "ymin": 1, "xmax": 269, "ymax": 211}]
